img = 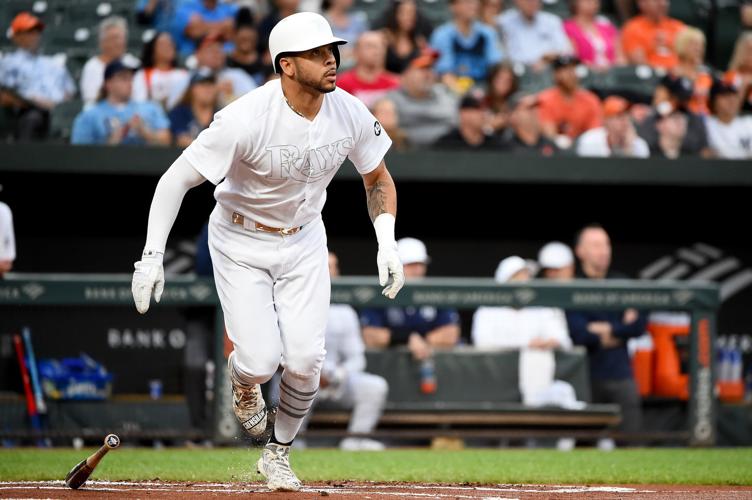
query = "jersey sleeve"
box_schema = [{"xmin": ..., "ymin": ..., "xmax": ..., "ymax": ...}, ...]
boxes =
[
  {"xmin": 346, "ymin": 96, "xmax": 393, "ymax": 175},
  {"xmin": 359, "ymin": 308, "xmax": 386, "ymax": 328},
  {"xmin": 181, "ymin": 111, "xmax": 249, "ymax": 185}
]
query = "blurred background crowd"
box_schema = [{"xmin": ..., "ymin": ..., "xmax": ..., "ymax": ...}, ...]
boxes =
[{"xmin": 1, "ymin": 0, "xmax": 751, "ymax": 159}]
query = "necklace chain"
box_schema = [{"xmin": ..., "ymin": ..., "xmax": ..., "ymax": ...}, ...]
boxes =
[{"xmin": 284, "ymin": 96, "xmax": 305, "ymax": 118}]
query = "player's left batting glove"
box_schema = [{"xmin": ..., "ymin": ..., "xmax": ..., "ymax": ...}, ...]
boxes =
[
  {"xmin": 374, "ymin": 214, "xmax": 404, "ymax": 299},
  {"xmin": 131, "ymin": 249, "xmax": 165, "ymax": 314}
]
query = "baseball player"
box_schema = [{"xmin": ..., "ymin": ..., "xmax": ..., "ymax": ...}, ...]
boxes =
[
  {"xmin": 131, "ymin": 12, "xmax": 404, "ymax": 491},
  {"xmin": 316, "ymin": 251, "xmax": 388, "ymax": 451}
]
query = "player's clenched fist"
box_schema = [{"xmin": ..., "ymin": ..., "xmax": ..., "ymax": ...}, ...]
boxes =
[
  {"xmin": 131, "ymin": 250, "xmax": 165, "ymax": 314},
  {"xmin": 377, "ymin": 242, "xmax": 404, "ymax": 299}
]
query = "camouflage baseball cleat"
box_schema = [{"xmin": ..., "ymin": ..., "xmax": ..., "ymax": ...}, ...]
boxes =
[
  {"xmin": 256, "ymin": 442, "xmax": 302, "ymax": 491},
  {"xmin": 227, "ymin": 352, "xmax": 267, "ymax": 438}
]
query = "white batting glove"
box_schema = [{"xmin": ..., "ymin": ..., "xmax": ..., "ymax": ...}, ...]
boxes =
[
  {"xmin": 377, "ymin": 243, "xmax": 404, "ymax": 299},
  {"xmin": 373, "ymin": 213, "xmax": 404, "ymax": 299},
  {"xmin": 132, "ymin": 250, "xmax": 165, "ymax": 314}
]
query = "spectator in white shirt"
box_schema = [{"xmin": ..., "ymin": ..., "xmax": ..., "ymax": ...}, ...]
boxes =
[
  {"xmin": 132, "ymin": 32, "xmax": 188, "ymax": 110},
  {"xmin": 706, "ymin": 79, "xmax": 752, "ymax": 159},
  {"xmin": 0, "ymin": 12, "xmax": 76, "ymax": 140},
  {"xmin": 577, "ymin": 96, "xmax": 650, "ymax": 158},
  {"xmin": 497, "ymin": 0, "xmax": 572, "ymax": 70},
  {"xmin": 80, "ymin": 16, "xmax": 140, "ymax": 106}
]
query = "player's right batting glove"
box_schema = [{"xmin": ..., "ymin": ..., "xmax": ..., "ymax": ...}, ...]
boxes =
[{"xmin": 131, "ymin": 249, "xmax": 165, "ymax": 314}]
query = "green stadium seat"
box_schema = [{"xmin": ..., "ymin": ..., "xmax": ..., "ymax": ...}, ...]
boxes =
[
  {"xmin": 712, "ymin": 5, "xmax": 742, "ymax": 70},
  {"xmin": 49, "ymin": 99, "xmax": 83, "ymax": 141},
  {"xmin": 514, "ymin": 64, "xmax": 553, "ymax": 94},
  {"xmin": 418, "ymin": 0, "xmax": 451, "ymax": 26},
  {"xmin": 668, "ymin": 0, "xmax": 709, "ymax": 29},
  {"xmin": 541, "ymin": 0, "xmax": 570, "ymax": 19},
  {"xmin": 588, "ymin": 64, "xmax": 661, "ymax": 103}
]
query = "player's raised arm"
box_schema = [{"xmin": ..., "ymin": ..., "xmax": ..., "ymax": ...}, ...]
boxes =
[
  {"xmin": 362, "ymin": 161, "xmax": 404, "ymax": 299},
  {"xmin": 131, "ymin": 156, "xmax": 207, "ymax": 314}
]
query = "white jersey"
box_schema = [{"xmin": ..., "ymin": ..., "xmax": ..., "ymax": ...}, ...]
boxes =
[
  {"xmin": 705, "ymin": 115, "xmax": 752, "ymax": 159},
  {"xmin": 471, "ymin": 306, "xmax": 572, "ymax": 350},
  {"xmin": 323, "ymin": 304, "xmax": 366, "ymax": 377},
  {"xmin": 183, "ymin": 80, "xmax": 392, "ymax": 228},
  {"xmin": 0, "ymin": 202, "xmax": 15, "ymax": 261}
]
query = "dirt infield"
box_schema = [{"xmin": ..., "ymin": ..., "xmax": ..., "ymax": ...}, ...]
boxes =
[{"xmin": 2, "ymin": 481, "xmax": 752, "ymax": 499}]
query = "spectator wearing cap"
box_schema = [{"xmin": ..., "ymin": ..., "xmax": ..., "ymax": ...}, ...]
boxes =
[
  {"xmin": 385, "ymin": 49, "xmax": 458, "ymax": 147},
  {"xmin": 136, "ymin": 0, "xmax": 191, "ymax": 33},
  {"xmin": 537, "ymin": 241, "xmax": 575, "ymax": 280},
  {"xmin": 636, "ymin": 74, "xmax": 711, "ymax": 157},
  {"xmin": 429, "ymin": 0, "xmax": 503, "ymax": 93},
  {"xmin": 361, "ymin": 238, "xmax": 460, "ymax": 361},
  {"xmin": 435, "ymin": 94, "xmax": 505, "ymax": 150},
  {"xmin": 500, "ymin": 93, "xmax": 557, "ymax": 155},
  {"xmin": 725, "ymin": 33, "xmax": 752, "ymax": 113},
  {"xmin": 705, "ymin": 79, "xmax": 752, "ymax": 159},
  {"xmin": 621, "ymin": 0, "xmax": 685, "ymax": 70},
  {"xmin": 563, "ymin": 0, "xmax": 624, "ymax": 71},
  {"xmin": 0, "ymin": 191, "xmax": 15, "ymax": 278},
  {"xmin": 227, "ymin": 9, "xmax": 269, "ymax": 86},
  {"xmin": 576, "ymin": 96, "xmax": 650, "ymax": 158},
  {"xmin": 496, "ymin": 0, "xmax": 573, "ymax": 70},
  {"xmin": 379, "ymin": 0, "xmax": 433, "ymax": 75},
  {"xmin": 168, "ymin": 34, "xmax": 257, "ymax": 109},
  {"xmin": 132, "ymin": 32, "xmax": 188, "ymax": 110},
  {"xmin": 673, "ymin": 27, "xmax": 713, "ymax": 116},
  {"xmin": 336, "ymin": 31, "xmax": 401, "ymax": 108},
  {"xmin": 482, "ymin": 63, "xmax": 518, "ymax": 134},
  {"xmin": 0, "ymin": 12, "xmax": 76, "ymax": 140},
  {"xmin": 71, "ymin": 60, "xmax": 170, "ymax": 145},
  {"xmin": 173, "ymin": 0, "xmax": 238, "ymax": 57},
  {"xmin": 566, "ymin": 223, "xmax": 646, "ymax": 443},
  {"xmin": 537, "ymin": 55, "xmax": 602, "ymax": 148},
  {"xmin": 81, "ymin": 16, "xmax": 140, "ymax": 107},
  {"xmin": 323, "ymin": 0, "xmax": 370, "ymax": 69},
  {"xmin": 169, "ymin": 69, "xmax": 220, "ymax": 147}
]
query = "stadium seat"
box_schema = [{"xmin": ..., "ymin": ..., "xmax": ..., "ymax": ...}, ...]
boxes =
[
  {"xmin": 541, "ymin": 0, "xmax": 570, "ymax": 19},
  {"xmin": 588, "ymin": 65, "xmax": 661, "ymax": 103},
  {"xmin": 49, "ymin": 99, "xmax": 83, "ymax": 141},
  {"xmin": 668, "ymin": 0, "xmax": 709, "ymax": 29},
  {"xmin": 514, "ymin": 64, "xmax": 553, "ymax": 94},
  {"xmin": 712, "ymin": 5, "xmax": 742, "ymax": 70}
]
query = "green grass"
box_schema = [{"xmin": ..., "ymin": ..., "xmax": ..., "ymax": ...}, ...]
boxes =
[{"xmin": 1, "ymin": 448, "xmax": 752, "ymax": 485}]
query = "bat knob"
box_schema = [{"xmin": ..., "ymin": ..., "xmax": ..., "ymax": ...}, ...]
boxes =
[{"xmin": 104, "ymin": 434, "xmax": 120, "ymax": 449}]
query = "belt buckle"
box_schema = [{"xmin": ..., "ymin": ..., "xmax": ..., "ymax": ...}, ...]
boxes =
[
  {"xmin": 232, "ymin": 212, "xmax": 244, "ymax": 225},
  {"xmin": 280, "ymin": 227, "xmax": 296, "ymax": 236}
]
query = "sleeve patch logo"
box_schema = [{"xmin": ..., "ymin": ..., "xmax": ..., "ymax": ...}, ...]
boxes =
[{"xmin": 374, "ymin": 121, "xmax": 382, "ymax": 136}]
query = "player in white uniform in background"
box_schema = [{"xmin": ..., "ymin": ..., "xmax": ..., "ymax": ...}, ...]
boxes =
[
  {"xmin": 131, "ymin": 12, "xmax": 404, "ymax": 492},
  {"xmin": 317, "ymin": 252, "xmax": 388, "ymax": 451}
]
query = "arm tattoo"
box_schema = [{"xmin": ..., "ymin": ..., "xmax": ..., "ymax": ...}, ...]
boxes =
[{"xmin": 366, "ymin": 180, "xmax": 388, "ymax": 222}]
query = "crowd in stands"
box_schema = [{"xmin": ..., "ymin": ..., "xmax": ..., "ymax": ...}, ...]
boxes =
[{"xmin": 1, "ymin": 0, "xmax": 752, "ymax": 158}]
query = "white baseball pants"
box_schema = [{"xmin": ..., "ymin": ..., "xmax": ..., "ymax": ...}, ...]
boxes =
[{"xmin": 208, "ymin": 204, "xmax": 330, "ymax": 383}]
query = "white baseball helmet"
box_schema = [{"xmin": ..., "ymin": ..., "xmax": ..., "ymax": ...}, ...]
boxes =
[{"xmin": 269, "ymin": 12, "xmax": 347, "ymax": 73}]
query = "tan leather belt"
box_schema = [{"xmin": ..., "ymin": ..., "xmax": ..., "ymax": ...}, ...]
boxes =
[{"xmin": 231, "ymin": 211, "xmax": 302, "ymax": 235}]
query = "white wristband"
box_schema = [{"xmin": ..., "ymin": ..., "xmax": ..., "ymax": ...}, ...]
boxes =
[
  {"xmin": 141, "ymin": 249, "xmax": 164, "ymax": 263},
  {"xmin": 373, "ymin": 213, "xmax": 396, "ymax": 247}
]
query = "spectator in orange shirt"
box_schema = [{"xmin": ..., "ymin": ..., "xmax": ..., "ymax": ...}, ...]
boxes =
[
  {"xmin": 537, "ymin": 55, "xmax": 602, "ymax": 148},
  {"xmin": 621, "ymin": 0, "xmax": 686, "ymax": 70},
  {"xmin": 673, "ymin": 27, "xmax": 712, "ymax": 115},
  {"xmin": 725, "ymin": 32, "xmax": 752, "ymax": 113}
]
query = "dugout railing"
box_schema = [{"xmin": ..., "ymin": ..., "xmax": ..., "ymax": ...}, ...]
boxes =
[{"xmin": 0, "ymin": 274, "xmax": 719, "ymax": 446}]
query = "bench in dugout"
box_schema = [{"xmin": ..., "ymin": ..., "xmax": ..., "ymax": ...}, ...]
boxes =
[{"xmin": 305, "ymin": 348, "xmax": 623, "ymax": 442}]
